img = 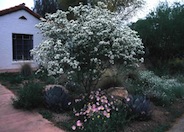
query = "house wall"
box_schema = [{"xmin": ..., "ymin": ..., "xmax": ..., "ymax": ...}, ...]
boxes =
[{"xmin": 0, "ymin": 10, "xmax": 42, "ymax": 72}]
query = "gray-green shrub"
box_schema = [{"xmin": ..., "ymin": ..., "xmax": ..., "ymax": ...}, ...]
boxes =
[{"xmin": 135, "ymin": 71, "xmax": 184, "ymax": 105}]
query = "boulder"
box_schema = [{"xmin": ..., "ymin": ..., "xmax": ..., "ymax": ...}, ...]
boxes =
[{"xmin": 106, "ymin": 87, "xmax": 128, "ymax": 100}]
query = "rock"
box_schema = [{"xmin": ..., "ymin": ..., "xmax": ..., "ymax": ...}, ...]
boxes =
[
  {"xmin": 106, "ymin": 87, "xmax": 128, "ymax": 100},
  {"xmin": 45, "ymin": 85, "xmax": 68, "ymax": 93}
]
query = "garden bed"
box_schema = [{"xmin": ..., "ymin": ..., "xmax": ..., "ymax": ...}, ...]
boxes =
[
  {"xmin": 0, "ymin": 72, "xmax": 184, "ymax": 132},
  {"xmin": 36, "ymin": 98, "xmax": 184, "ymax": 132}
]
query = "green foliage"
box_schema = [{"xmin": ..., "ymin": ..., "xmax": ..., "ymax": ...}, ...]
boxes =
[
  {"xmin": 125, "ymin": 95, "xmax": 152, "ymax": 120},
  {"xmin": 168, "ymin": 58, "xmax": 184, "ymax": 74},
  {"xmin": 34, "ymin": 0, "xmax": 59, "ymax": 17},
  {"xmin": 106, "ymin": 105, "xmax": 128, "ymax": 131},
  {"xmin": 34, "ymin": 68, "xmax": 56, "ymax": 84},
  {"xmin": 131, "ymin": 2, "xmax": 184, "ymax": 66},
  {"xmin": 152, "ymin": 124, "xmax": 170, "ymax": 132},
  {"xmin": 58, "ymin": 0, "xmax": 143, "ymax": 16},
  {"xmin": 171, "ymin": 85, "xmax": 184, "ymax": 99},
  {"xmin": 0, "ymin": 73, "xmax": 23, "ymax": 84},
  {"xmin": 89, "ymin": 0, "xmax": 144, "ymax": 14},
  {"xmin": 13, "ymin": 82, "xmax": 44, "ymax": 109},
  {"xmin": 65, "ymin": 81, "xmax": 81, "ymax": 92},
  {"xmin": 44, "ymin": 86, "xmax": 71, "ymax": 112},
  {"xmin": 58, "ymin": 0, "xmax": 87, "ymax": 11},
  {"xmin": 38, "ymin": 109, "xmax": 53, "ymax": 120},
  {"xmin": 20, "ymin": 63, "xmax": 32, "ymax": 77},
  {"xmin": 80, "ymin": 110, "xmax": 127, "ymax": 132}
]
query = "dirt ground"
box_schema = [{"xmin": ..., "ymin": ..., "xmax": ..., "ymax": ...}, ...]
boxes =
[{"xmin": 124, "ymin": 100, "xmax": 184, "ymax": 132}]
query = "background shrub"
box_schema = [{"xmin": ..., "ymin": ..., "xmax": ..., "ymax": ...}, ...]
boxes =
[
  {"xmin": 131, "ymin": 2, "xmax": 184, "ymax": 67},
  {"xmin": 20, "ymin": 63, "xmax": 32, "ymax": 77},
  {"xmin": 168, "ymin": 58, "xmax": 184, "ymax": 74},
  {"xmin": 12, "ymin": 82, "xmax": 44, "ymax": 109}
]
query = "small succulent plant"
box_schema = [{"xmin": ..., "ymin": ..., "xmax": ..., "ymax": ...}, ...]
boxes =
[
  {"xmin": 44, "ymin": 86, "xmax": 71, "ymax": 112},
  {"xmin": 124, "ymin": 95, "xmax": 152, "ymax": 120}
]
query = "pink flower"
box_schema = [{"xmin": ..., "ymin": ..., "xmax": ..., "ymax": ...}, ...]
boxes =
[
  {"xmin": 126, "ymin": 97, "xmax": 130, "ymax": 102},
  {"xmin": 106, "ymin": 108, "xmax": 111, "ymax": 112},
  {"xmin": 98, "ymin": 106, "xmax": 104, "ymax": 110},
  {"xmin": 105, "ymin": 104, "xmax": 108, "ymax": 108},
  {"xmin": 75, "ymin": 113, "xmax": 80, "ymax": 116},
  {"xmin": 96, "ymin": 102, "xmax": 100, "ymax": 105},
  {"xmin": 103, "ymin": 111, "xmax": 110, "ymax": 118},
  {"xmin": 75, "ymin": 99, "xmax": 81, "ymax": 103},
  {"xmin": 101, "ymin": 99, "xmax": 104, "ymax": 103},
  {"xmin": 103, "ymin": 111, "xmax": 108, "ymax": 116},
  {"xmin": 76, "ymin": 120, "xmax": 83, "ymax": 127},
  {"xmin": 92, "ymin": 104, "xmax": 96, "ymax": 108},
  {"xmin": 91, "ymin": 107, "xmax": 97, "ymax": 112},
  {"xmin": 106, "ymin": 113, "xmax": 110, "ymax": 118},
  {"xmin": 90, "ymin": 96, "xmax": 94, "ymax": 100},
  {"xmin": 92, "ymin": 104, "xmax": 98, "ymax": 112},
  {"xmin": 72, "ymin": 125, "xmax": 76, "ymax": 130},
  {"xmin": 86, "ymin": 109, "xmax": 90, "ymax": 114},
  {"xmin": 97, "ymin": 97, "xmax": 100, "ymax": 101},
  {"xmin": 104, "ymin": 99, "xmax": 108, "ymax": 103}
]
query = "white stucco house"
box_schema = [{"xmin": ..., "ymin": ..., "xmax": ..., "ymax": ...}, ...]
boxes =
[{"xmin": 0, "ymin": 3, "xmax": 42, "ymax": 72}]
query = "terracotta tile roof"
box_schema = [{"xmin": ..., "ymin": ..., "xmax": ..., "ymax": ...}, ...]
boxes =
[{"xmin": 0, "ymin": 3, "xmax": 41, "ymax": 19}]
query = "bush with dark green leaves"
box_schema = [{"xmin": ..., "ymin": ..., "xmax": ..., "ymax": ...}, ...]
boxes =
[
  {"xmin": 131, "ymin": 2, "xmax": 184, "ymax": 67},
  {"xmin": 65, "ymin": 81, "xmax": 81, "ymax": 92},
  {"xmin": 13, "ymin": 82, "xmax": 44, "ymax": 109}
]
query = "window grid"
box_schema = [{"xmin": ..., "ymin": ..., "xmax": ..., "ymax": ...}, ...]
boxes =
[{"xmin": 12, "ymin": 34, "xmax": 33, "ymax": 61}]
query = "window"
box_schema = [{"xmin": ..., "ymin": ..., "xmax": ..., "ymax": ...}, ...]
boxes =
[{"xmin": 12, "ymin": 34, "xmax": 33, "ymax": 61}]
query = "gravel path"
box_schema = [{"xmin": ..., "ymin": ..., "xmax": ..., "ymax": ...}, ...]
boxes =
[{"xmin": 167, "ymin": 114, "xmax": 184, "ymax": 132}]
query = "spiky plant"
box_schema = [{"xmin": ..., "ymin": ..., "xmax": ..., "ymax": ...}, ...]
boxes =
[{"xmin": 44, "ymin": 86, "xmax": 71, "ymax": 112}]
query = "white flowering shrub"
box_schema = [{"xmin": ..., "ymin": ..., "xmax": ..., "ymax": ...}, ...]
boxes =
[{"xmin": 31, "ymin": 2, "xmax": 144, "ymax": 93}]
